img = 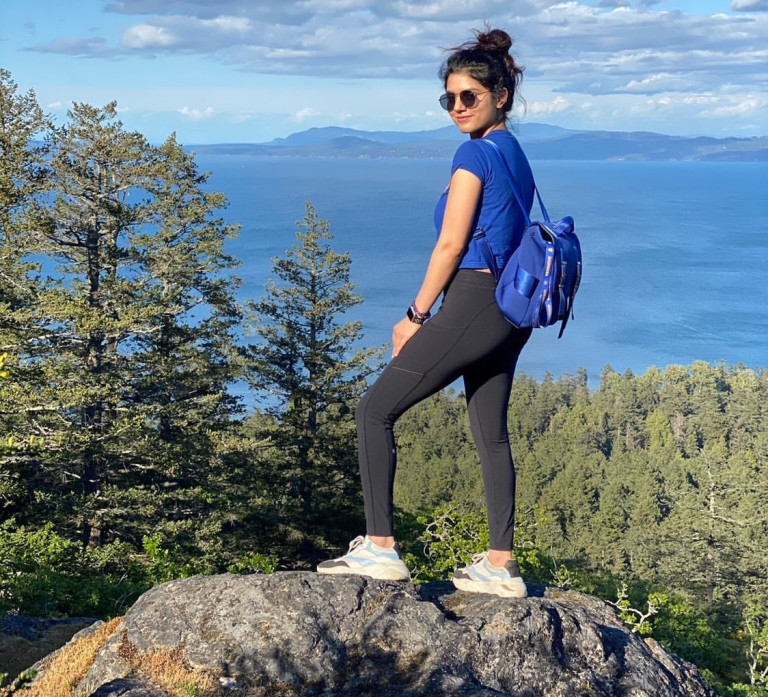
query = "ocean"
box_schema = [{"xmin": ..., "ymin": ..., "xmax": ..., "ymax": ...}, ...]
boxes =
[{"xmin": 196, "ymin": 154, "xmax": 768, "ymax": 386}]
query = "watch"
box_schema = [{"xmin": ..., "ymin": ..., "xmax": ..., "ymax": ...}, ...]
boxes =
[{"xmin": 407, "ymin": 302, "xmax": 431, "ymax": 325}]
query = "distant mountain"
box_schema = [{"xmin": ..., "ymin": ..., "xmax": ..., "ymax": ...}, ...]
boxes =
[
  {"xmin": 189, "ymin": 123, "xmax": 768, "ymax": 162},
  {"xmin": 268, "ymin": 126, "xmax": 458, "ymax": 146},
  {"xmin": 265, "ymin": 123, "xmax": 581, "ymax": 147},
  {"xmin": 523, "ymin": 130, "xmax": 768, "ymax": 162}
]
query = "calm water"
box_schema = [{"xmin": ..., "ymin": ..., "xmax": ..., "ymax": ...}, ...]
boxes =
[{"xmin": 197, "ymin": 154, "xmax": 768, "ymax": 386}]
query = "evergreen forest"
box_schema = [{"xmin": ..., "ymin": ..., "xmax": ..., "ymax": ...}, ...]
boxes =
[{"xmin": 1, "ymin": 70, "xmax": 766, "ymax": 696}]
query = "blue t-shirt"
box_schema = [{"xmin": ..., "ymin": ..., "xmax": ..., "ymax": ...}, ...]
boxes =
[{"xmin": 434, "ymin": 129, "xmax": 535, "ymax": 270}]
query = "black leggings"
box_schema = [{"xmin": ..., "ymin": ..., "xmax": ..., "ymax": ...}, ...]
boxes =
[{"xmin": 355, "ymin": 269, "xmax": 531, "ymax": 551}]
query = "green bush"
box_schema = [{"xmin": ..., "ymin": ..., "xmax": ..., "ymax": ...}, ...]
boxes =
[
  {"xmin": 0, "ymin": 522, "xmax": 145, "ymax": 617},
  {"xmin": 649, "ymin": 591, "xmax": 733, "ymax": 676},
  {"xmin": 0, "ymin": 524, "xmax": 278, "ymax": 619},
  {"xmin": 401, "ymin": 504, "xmax": 489, "ymax": 582},
  {"xmin": 226, "ymin": 552, "xmax": 278, "ymax": 575}
]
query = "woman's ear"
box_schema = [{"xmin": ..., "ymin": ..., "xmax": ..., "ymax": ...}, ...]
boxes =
[{"xmin": 496, "ymin": 88, "xmax": 509, "ymax": 110}]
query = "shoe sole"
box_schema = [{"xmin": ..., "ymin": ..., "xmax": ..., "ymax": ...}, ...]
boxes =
[
  {"xmin": 317, "ymin": 565, "xmax": 410, "ymax": 582},
  {"xmin": 452, "ymin": 576, "xmax": 527, "ymax": 598}
]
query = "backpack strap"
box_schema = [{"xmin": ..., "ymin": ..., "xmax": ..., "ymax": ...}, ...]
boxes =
[
  {"xmin": 481, "ymin": 138, "xmax": 550, "ymax": 224},
  {"xmin": 473, "ymin": 138, "xmax": 549, "ymax": 280},
  {"xmin": 473, "ymin": 227, "xmax": 501, "ymax": 280},
  {"xmin": 557, "ymin": 258, "xmax": 582, "ymax": 338}
]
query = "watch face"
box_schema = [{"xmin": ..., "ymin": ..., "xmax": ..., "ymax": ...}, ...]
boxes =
[{"xmin": 407, "ymin": 306, "xmax": 423, "ymax": 323}]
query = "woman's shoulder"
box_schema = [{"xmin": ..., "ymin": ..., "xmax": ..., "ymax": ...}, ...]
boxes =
[
  {"xmin": 487, "ymin": 129, "xmax": 525, "ymax": 155},
  {"xmin": 453, "ymin": 137, "xmax": 484, "ymax": 157},
  {"xmin": 487, "ymin": 129, "xmax": 533, "ymax": 178},
  {"xmin": 451, "ymin": 138, "xmax": 492, "ymax": 175}
]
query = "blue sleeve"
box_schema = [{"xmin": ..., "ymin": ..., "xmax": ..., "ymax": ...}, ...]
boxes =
[{"xmin": 450, "ymin": 140, "xmax": 489, "ymax": 182}]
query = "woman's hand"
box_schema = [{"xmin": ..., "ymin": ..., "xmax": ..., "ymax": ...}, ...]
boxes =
[{"xmin": 392, "ymin": 317, "xmax": 421, "ymax": 358}]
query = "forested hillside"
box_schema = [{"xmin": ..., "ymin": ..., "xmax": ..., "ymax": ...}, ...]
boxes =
[
  {"xmin": 395, "ymin": 364, "xmax": 768, "ymax": 689},
  {"xmin": 396, "ymin": 363, "xmax": 768, "ymax": 609},
  {"xmin": 1, "ymin": 69, "xmax": 766, "ymax": 696}
]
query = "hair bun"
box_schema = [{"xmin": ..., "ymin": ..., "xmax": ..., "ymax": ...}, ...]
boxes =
[{"xmin": 475, "ymin": 28, "xmax": 513, "ymax": 54}]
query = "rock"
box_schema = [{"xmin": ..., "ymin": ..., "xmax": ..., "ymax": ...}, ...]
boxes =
[
  {"xmin": 0, "ymin": 614, "xmax": 100, "ymax": 679},
  {"xmin": 47, "ymin": 572, "xmax": 713, "ymax": 696},
  {"xmin": 89, "ymin": 676, "xmax": 170, "ymax": 697}
]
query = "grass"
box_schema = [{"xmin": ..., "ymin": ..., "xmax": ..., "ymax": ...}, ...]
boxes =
[
  {"xmin": 116, "ymin": 633, "xmax": 221, "ymax": 696},
  {"xmin": 2, "ymin": 618, "xmax": 223, "ymax": 697},
  {"xmin": 2, "ymin": 618, "xmax": 122, "ymax": 697}
]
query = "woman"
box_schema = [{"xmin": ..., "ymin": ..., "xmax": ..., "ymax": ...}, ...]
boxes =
[{"xmin": 318, "ymin": 28, "xmax": 535, "ymax": 598}]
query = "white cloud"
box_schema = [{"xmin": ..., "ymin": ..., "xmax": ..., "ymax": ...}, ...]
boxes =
[
  {"xmin": 227, "ymin": 111, "xmax": 259, "ymax": 124},
  {"xmin": 731, "ymin": 0, "xmax": 768, "ymax": 11},
  {"xmin": 178, "ymin": 106, "xmax": 215, "ymax": 119},
  {"xmin": 31, "ymin": 36, "xmax": 110, "ymax": 56},
  {"xmin": 118, "ymin": 14, "xmax": 256, "ymax": 54},
  {"xmin": 292, "ymin": 107, "xmax": 320, "ymax": 122},
  {"xmin": 202, "ymin": 16, "xmax": 252, "ymax": 33},
  {"xmin": 617, "ymin": 73, "xmax": 700, "ymax": 94},
  {"xmin": 105, "ymin": 1, "xmax": 314, "ymax": 24},
  {"xmin": 525, "ymin": 96, "xmax": 571, "ymax": 116},
  {"xmin": 46, "ymin": 101, "xmax": 63, "ymax": 109},
  {"xmin": 121, "ymin": 24, "xmax": 178, "ymax": 49},
  {"xmin": 302, "ymin": 0, "xmax": 369, "ymax": 9},
  {"xmin": 700, "ymin": 96, "xmax": 766, "ymax": 116},
  {"xmin": 681, "ymin": 95, "xmax": 720, "ymax": 105},
  {"xmin": 378, "ymin": 0, "xmax": 517, "ymax": 20}
]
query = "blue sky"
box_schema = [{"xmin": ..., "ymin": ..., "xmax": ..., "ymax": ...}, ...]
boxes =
[{"xmin": 1, "ymin": 0, "xmax": 766, "ymax": 143}]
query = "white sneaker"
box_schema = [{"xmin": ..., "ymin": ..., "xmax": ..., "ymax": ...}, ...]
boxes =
[
  {"xmin": 451, "ymin": 552, "xmax": 527, "ymax": 598},
  {"xmin": 317, "ymin": 536, "xmax": 411, "ymax": 581}
]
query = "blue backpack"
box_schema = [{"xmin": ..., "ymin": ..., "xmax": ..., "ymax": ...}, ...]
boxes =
[{"xmin": 475, "ymin": 139, "xmax": 582, "ymax": 338}]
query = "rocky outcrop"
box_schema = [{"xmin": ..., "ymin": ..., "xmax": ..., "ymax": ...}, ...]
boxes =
[{"xmin": 34, "ymin": 571, "xmax": 715, "ymax": 696}]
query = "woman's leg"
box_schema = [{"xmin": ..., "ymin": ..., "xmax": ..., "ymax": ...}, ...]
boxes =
[
  {"xmin": 462, "ymin": 327, "xmax": 531, "ymax": 555},
  {"xmin": 356, "ymin": 271, "xmax": 518, "ymax": 539},
  {"xmin": 451, "ymin": 329, "xmax": 531, "ymax": 597},
  {"xmin": 356, "ymin": 358, "xmax": 458, "ymax": 539}
]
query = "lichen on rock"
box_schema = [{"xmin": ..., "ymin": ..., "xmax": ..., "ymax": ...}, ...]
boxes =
[{"xmin": 23, "ymin": 571, "xmax": 716, "ymax": 697}]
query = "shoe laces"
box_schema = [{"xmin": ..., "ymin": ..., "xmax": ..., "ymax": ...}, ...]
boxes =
[
  {"xmin": 346, "ymin": 535, "xmax": 366, "ymax": 554},
  {"xmin": 469, "ymin": 552, "xmax": 514, "ymax": 577},
  {"xmin": 470, "ymin": 552, "xmax": 489, "ymax": 566}
]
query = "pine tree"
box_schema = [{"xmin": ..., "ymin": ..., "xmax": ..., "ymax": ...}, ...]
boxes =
[
  {"xmin": 0, "ymin": 94, "xmax": 243, "ymax": 553},
  {"xmin": 244, "ymin": 201, "xmax": 382, "ymax": 560},
  {"xmin": 0, "ymin": 70, "xmax": 53, "ymax": 518}
]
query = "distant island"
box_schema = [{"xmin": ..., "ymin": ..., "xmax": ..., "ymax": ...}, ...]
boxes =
[{"xmin": 189, "ymin": 123, "xmax": 768, "ymax": 162}]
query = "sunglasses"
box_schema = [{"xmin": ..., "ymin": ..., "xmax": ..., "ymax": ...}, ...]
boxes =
[{"xmin": 438, "ymin": 90, "xmax": 490, "ymax": 111}]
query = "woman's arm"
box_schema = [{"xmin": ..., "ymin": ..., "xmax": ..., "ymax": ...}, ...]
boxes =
[{"xmin": 392, "ymin": 167, "xmax": 482, "ymax": 357}]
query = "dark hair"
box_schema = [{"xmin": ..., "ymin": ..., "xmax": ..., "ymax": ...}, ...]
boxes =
[{"xmin": 439, "ymin": 27, "xmax": 524, "ymax": 118}]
